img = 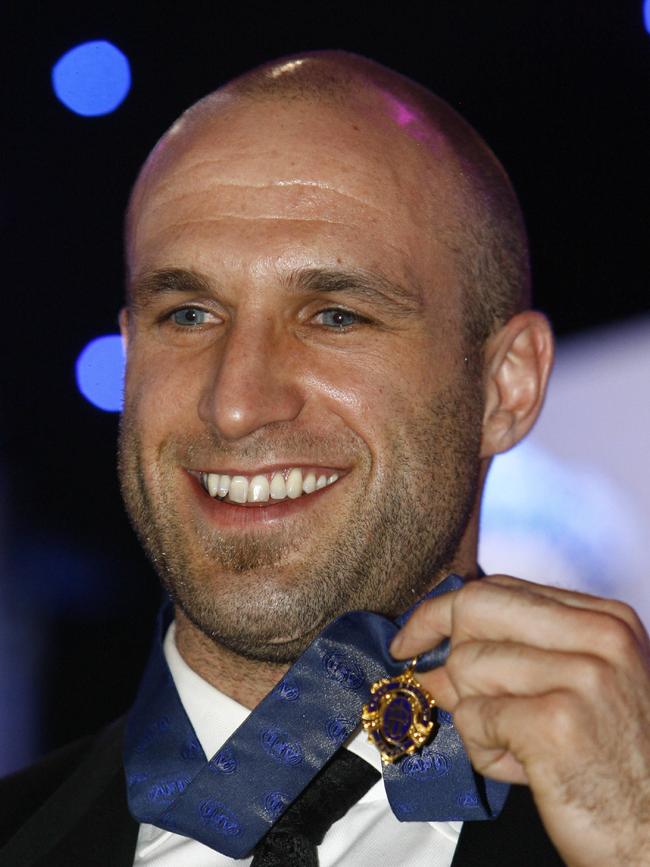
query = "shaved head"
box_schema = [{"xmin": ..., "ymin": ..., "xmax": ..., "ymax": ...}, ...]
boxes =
[{"xmin": 126, "ymin": 50, "xmax": 530, "ymax": 345}]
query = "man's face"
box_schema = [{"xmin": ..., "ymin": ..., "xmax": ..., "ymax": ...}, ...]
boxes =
[{"xmin": 119, "ymin": 95, "xmax": 485, "ymax": 662}]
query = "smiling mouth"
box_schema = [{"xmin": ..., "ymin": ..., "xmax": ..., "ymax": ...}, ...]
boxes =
[{"xmin": 196, "ymin": 467, "xmax": 341, "ymax": 506}]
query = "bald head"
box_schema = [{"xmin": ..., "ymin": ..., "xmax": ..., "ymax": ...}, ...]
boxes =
[{"xmin": 126, "ymin": 51, "xmax": 530, "ymax": 344}]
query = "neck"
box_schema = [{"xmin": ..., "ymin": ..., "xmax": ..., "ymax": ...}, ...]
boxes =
[{"xmin": 174, "ymin": 608, "xmax": 289, "ymax": 708}]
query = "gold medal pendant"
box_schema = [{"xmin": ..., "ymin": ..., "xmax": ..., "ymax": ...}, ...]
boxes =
[{"xmin": 362, "ymin": 658, "xmax": 438, "ymax": 764}]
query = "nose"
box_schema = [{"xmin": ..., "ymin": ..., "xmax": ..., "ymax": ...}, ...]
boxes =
[{"xmin": 197, "ymin": 318, "xmax": 306, "ymax": 441}]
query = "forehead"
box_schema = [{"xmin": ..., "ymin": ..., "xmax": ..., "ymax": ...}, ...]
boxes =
[{"xmin": 128, "ymin": 95, "xmax": 464, "ymax": 299}]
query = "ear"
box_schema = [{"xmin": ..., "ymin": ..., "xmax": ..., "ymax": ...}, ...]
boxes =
[
  {"xmin": 119, "ymin": 307, "xmax": 129, "ymax": 355},
  {"xmin": 480, "ymin": 311, "xmax": 554, "ymax": 458}
]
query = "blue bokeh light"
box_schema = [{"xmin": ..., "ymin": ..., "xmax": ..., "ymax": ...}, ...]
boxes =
[
  {"xmin": 76, "ymin": 334, "xmax": 125, "ymax": 411},
  {"xmin": 51, "ymin": 40, "xmax": 131, "ymax": 116},
  {"xmin": 645, "ymin": 0, "xmax": 650, "ymax": 34}
]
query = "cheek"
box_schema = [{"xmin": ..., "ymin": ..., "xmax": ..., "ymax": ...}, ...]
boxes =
[
  {"xmin": 122, "ymin": 345, "xmax": 205, "ymax": 443},
  {"xmin": 300, "ymin": 345, "xmax": 439, "ymax": 454}
]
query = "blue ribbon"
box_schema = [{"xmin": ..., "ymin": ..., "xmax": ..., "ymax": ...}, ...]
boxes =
[{"xmin": 124, "ymin": 574, "xmax": 509, "ymax": 858}]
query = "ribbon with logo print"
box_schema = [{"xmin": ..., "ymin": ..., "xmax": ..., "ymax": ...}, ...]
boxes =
[{"xmin": 124, "ymin": 574, "xmax": 509, "ymax": 858}]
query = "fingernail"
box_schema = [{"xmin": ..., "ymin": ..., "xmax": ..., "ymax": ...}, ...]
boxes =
[{"xmin": 389, "ymin": 633, "xmax": 404, "ymax": 657}]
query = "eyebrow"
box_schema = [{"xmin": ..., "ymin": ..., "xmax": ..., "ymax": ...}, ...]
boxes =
[
  {"xmin": 128, "ymin": 268, "xmax": 211, "ymax": 307},
  {"xmin": 128, "ymin": 266, "xmax": 422, "ymax": 318},
  {"xmin": 283, "ymin": 268, "xmax": 422, "ymax": 318}
]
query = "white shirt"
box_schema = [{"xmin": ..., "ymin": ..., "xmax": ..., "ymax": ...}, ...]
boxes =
[{"xmin": 134, "ymin": 623, "xmax": 461, "ymax": 866}]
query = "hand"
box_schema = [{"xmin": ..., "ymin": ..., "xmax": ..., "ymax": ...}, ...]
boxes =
[{"xmin": 389, "ymin": 575, "xmax": 650, "ymax": 867}]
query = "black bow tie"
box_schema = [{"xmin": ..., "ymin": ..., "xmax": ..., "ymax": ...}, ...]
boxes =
[{"xmin": 251, "ymin": 749, "xmax": 380, "ymax": 866}]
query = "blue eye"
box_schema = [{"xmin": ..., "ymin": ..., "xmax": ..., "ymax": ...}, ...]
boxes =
[
  {"xmin": 172, "ymin": 307, "xmax": 208, "ymax": 326},
  {"xmin": 318, "ymin": 308, "xmax": 361, "ymax": 329}
]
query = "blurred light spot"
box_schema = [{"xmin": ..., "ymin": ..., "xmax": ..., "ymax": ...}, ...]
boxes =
[
  {"xmin": 645, "ymin": 0, "xmax": 650, "ymax": 34},
  {"xmin": 76, "ymin": 335, "xmax": 124, "ymax": 411},
  {"xmin": 480, "ymin": 440, "xmax": 642, "ymax": 597},
  {"xmin": 51, "ymin": 40, "xmax": 131, "ymax": 116}
]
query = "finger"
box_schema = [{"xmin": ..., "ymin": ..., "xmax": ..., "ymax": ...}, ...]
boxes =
[
  {"xmin": 440, "ymin": 640, "xmax": 615, "ymax": 703},
  {"xmin": 415, "ymin": 641, "xmax": 615, "ymax": 713},
  {"xmin": 392, "ymin": 579, "xmax": 645, "ymax": 665},
  {"xmin": 390, "ymin": 589, "xmax": 455, "ymax": 658},
  {"xmin": 483, "ymin": 574, "xmax": 649, "ymax": 646},
  {"xmin": 452, "ymin": 690, "xmax": 581, "ymax": 786},
  {"xmin": 414, "ymin": 665, "xmax": 459, "ymax": 712}
]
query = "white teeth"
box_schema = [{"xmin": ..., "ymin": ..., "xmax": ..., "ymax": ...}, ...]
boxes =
[
  {"xmin": 286, "ymin": 468, "xmax": 303, "ymax": 499},
  {"xmin": 248, "ymin": 475, "xmax": 270, "ymax": 503},
  {"xmin": 217, "ymin": 474, "xmax": 231, "ymax": 497},
  {"xmin": 201, "ymin": 467, "xmax": 340, "ymax": 502},
  {"xmin": 270, "ymin": 472, "xmax": 287, "ymax": 500},
  {"xmin": 207, "ymin": 472, "xmax": 220, "ymax": 497},
  {"xmin": 229, "ymin": 476, "xmax": 249, "ymax": 504}
]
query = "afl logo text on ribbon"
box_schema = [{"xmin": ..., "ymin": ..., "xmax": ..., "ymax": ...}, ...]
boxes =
[
  {"xmin": 199, "ymin": 800, "xmax": 242, "ymax": 837},
  {"xmin": 210, "ymin": 747, "xmax": 238, "ymax": 774},
  {"xmin": 401, "ymin": 750, "xmax": 450, "ymax": 779},
  {"xmin": 322, "ymin": 651, "xmax": 365, "ymax": 690},
  {"xmin": 263, "ymin": 791, "xmax": 289, "ymax": 818},
  {"xmin": 326, "ymin": 716, "xmax": 353, "ymax": 743},
  {"xmin": 135, "ymin": 715, "xmax": 171, "ymax": 753},
  {"xmin": 274, "ymin": 678, "xmax": 301, "ymax": 701},
  {"xmin": 147, "ymin": 776, "xmax": 190, "ymax": 802},
  {"xmin": 181, "ymin": 736, "xmax": 202, "ymax": 760},
  {"xmin": 259, "ymin": 727, "xmax": 304, "ymax": 765}
]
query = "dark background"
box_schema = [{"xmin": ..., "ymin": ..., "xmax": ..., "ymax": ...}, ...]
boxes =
[{"xmin": 3, "ymin": 2, "xmax": 649, "ymax": 761}]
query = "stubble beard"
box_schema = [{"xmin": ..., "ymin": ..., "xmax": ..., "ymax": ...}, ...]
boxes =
[{"xmin": 118, "ymin": 375, "xmax": 484, "ymax": 664}]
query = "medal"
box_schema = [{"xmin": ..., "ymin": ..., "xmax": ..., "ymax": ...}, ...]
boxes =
[{"xmin": 361, "ymin": 658, "xmax": 437, "ymax": 764}]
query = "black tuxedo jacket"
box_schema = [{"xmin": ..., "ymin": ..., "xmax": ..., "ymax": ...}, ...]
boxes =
[{"xmin": 0, "ymin": 718, "xmax": 565, "ymax": 866}]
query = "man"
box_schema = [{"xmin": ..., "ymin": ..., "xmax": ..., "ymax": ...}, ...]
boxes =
[{"xmin": 1, "ymin": 51, "xmax": 649, "ymax": 866}]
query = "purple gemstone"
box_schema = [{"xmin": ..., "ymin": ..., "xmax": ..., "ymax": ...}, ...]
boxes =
[{"xmin": 381, "ymin": 696, "xmax": 413, "ymax": 741}]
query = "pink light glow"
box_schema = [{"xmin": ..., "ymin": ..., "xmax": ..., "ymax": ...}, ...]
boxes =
[
  {"xmin": 382, "ymin": 92, "xmax": 438, "ymax": 146},
  {"xmin": 395, "ymin": 102, "xmax": 418, "ymax": 127}
]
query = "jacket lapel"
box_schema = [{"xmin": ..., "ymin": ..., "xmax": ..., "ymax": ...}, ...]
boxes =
[
  {"xmin": 0, "ymin": 719, "xmax": 138, "ymax": 867},
  {"xmin": 451, "ymin": 784, "xmax": 565, "ymax": 866}
]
